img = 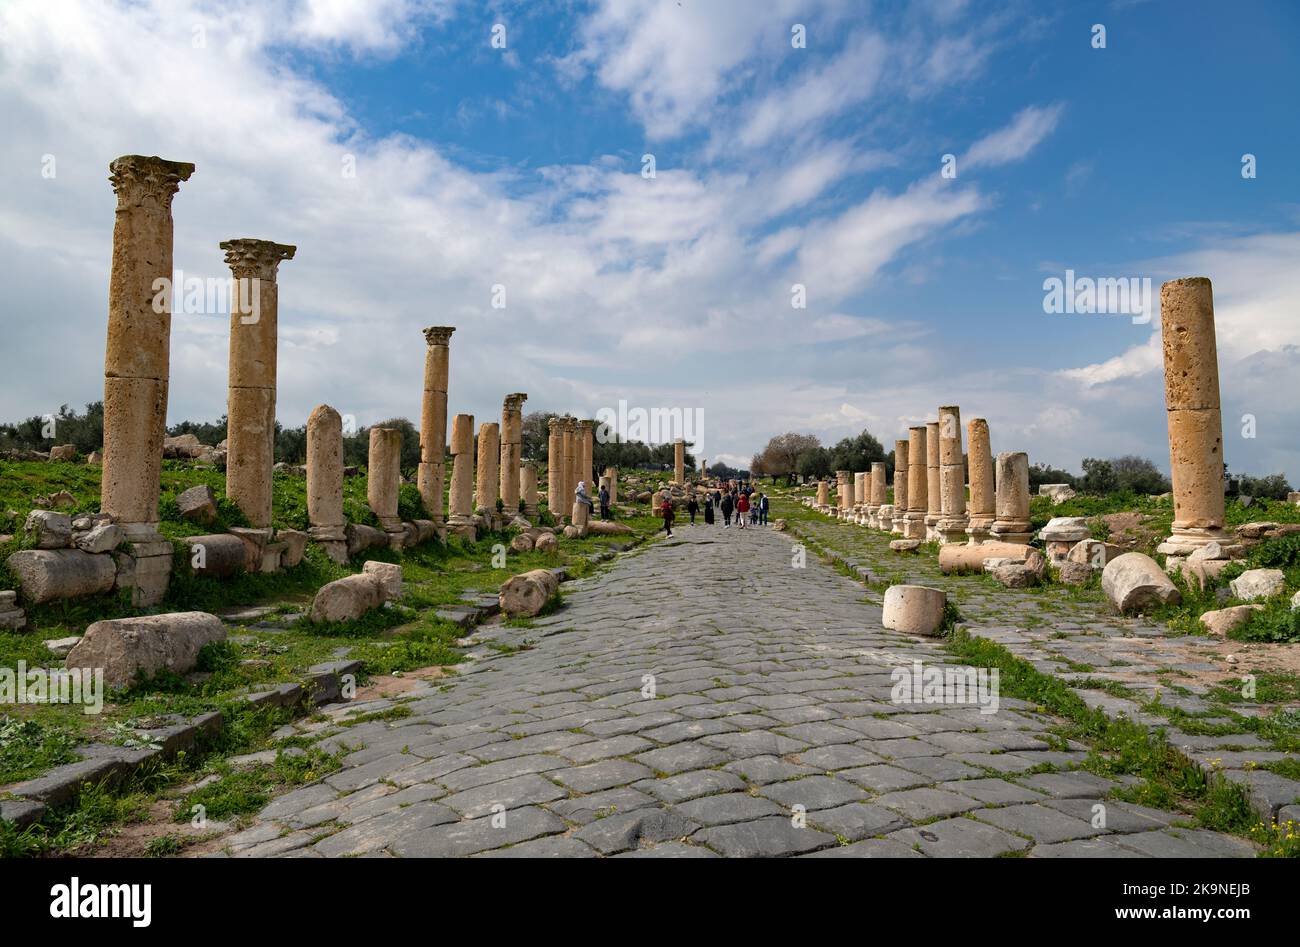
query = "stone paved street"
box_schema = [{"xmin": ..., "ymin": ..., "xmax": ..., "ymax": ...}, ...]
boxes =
[{"xmin": 225, "ymin": 521, "xmax": 1259, "ymax": 858}]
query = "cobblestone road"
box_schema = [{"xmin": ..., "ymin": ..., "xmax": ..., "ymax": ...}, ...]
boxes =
[{"xmin": 226, "ymin": 521, "xmax": 1258, "ymax": 858}]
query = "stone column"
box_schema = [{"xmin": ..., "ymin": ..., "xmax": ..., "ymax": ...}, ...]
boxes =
[
  {"xmin": 367, "ymin": 427, "xmax": 403, "ymax": 540},
  {"xmin": 674, "ymin": 439, "xmax": 685, "ymax": 485},
  {"xmin": 417, "ymin": 326, "xmax": 454, "ymax": 525},
  {"xmin": 562, "ymin": 418, "xmax": 578, "ymax": 521},
  {"xmin": 816, "ymin": 480, "xmax": 829, "ymax": 509},
  {"xmin": 1157, "ymin": 277, "xmax": 1233, "ymax": 557},
  {"xmin": 925, "ymin": 420, "xmax": 941, "ymax": 539},
  {"xmin": 475, "ymin": 422, "xmax": 500, "ymax": 519},
  {"xmin": 101, "ymin": 156, "xmax": 194, "ymax": 605},
  {"xmin": 990, "ymin": 451, "xmax": 1032, "ymax": 544},
  {"xmin": 869, "ymin": 461, "xmax": 887, "ymax": 527},
  {"xmin": 935, "ymin": 405, "xmax": 969, "ymax": 544},
  {"xmin": 835, "ymin": 470, "xmax": 850, "ymax": 517},
  {"xmin": 854, "ymin": 471, "xmax": 867, "ymax": 521},
  {"xmin": 905, "ymin": 427, "xmax": 928, "ymax": 539},
  {"xmin": 307, "ymin": 405, "xmax": 347, "ymax": 564},
  {"xmin": 605, "ymin": 467, "xmax": 619, "ymax": 506},
  {"xmin": 448, "ymin": 414, "xmax": 476, "ymax": 539},
  {"xmin": 221, "ymin": 238, "xmax": 295, "ymax": 530},
  {"xmin": 521, "ymin": 462, "xmax": 540, "ymax": 518},
  {"xmin": 892, "ymin": 439, "xmax": 909, "ymax": 533},
  {"xmin": 966, "ymin": 418, "xmax": 995, "ymax": 544},
  {"xmin": 578, "ymin": 420, "xmax": 594, "ymax": 494},
  {"xmin": 547, "ymin": 418, "xmax": 564, "ymax": 518},
  {"xmin": 499, "ymin": 393, "xmax": 527, "ymax": 518}
]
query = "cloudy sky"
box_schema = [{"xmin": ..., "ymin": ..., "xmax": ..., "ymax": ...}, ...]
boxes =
[{"xmin": 1, "ymin": 0, "xmax": 1297, "ymax": 477}]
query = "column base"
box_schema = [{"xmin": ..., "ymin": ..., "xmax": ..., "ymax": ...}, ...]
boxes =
[
  {"xmin": 903, "ymin": 514, "xmax": 928, "ymax": 540},
  {"xmin": 989, "ymin": 522, "xmax": 1033, "ymax": 545},
  {"xmin": 112, "ymin": 531, "xmax": 173, "ymax": 607},
  {"xmin": 935, "ymin": 517, "xmax": 969, "ymax": 545},
  {"xmin": 1156, "ymin": 526, "xmax": 1235, "ymax": 557}
]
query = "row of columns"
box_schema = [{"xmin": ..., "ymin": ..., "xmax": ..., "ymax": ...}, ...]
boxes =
[{"xmin": 545, "ymin": 416, "xmax": 597, "ymax": 522}]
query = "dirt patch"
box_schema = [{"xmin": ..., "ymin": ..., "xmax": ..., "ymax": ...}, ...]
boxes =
[
  {"xmin": 353, "ymin": 664, "xmax": 450, "ymax": 701},
  {"xmin": 1102, "ymin": 511, "xmax": 1160, "ymax": 551},
  {"xmin": 88, "ymin": 799, "xmax": 229, "ymax": 859}
]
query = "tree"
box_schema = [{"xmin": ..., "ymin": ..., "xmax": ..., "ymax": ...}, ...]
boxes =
[
  {"xmin": 757, "ymin": 432, "xmax": 820, "ymax": 484},
  {"xmin": 1028, "ymin": 463, "xmax": 1078, "ymax": 490},
  {"xmin": 1237, "ymin": 472, "xmax": 1292, "ymax": 500},
  {"xmin": 521, "ymin": 411, "xmax": 555, "ymax": 462},
  {"xmin": 828, "ymin": 429, "xmax": 886, "ymax": 473},
  {"xmin": 796, "ymin": 446, "xmax": 832, "ymax": 480},
  {"xmin": 1110, "ymin": 455, "xmax": 1171, "ymax": 495},
  {"xmin": 1079, "ymin": 458, "xmax": 1118, "ymax": 494}
]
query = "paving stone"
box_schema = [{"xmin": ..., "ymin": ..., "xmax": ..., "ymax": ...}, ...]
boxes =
[
  {"xmin": 440, "ymin": 773, "xmax": 569, "ymax": 817},
  {"xmin": 889, "ymin": 817, "xmax": 1031, "ymax": 857},
  {"xmin": 1111, "ymin": 829, "xmax": 1258, "ymax": 858},
  {"xmin": 672, "ymin": 792, "xmax": 785, "ymax": 826},
  {"xmin": 1019, "ymin": 771, "xmax": 1120, "ymax": 799},
  {"xmin": 552, "ymin": 759, "xmax": 657, "ymax": 793},
  {"xmin": 635, "ymin": 769, "xmax": 749, "ymax": 804},
  {"xmin": 556, "ymin": 735, "xmax": 655, "ymax": 764},
  {"xmin": 695, "ymin": 817, "xmax": 837, "ymax": 857},
  {"xmin": 701, "ymin": 730, "xmax": 809, "ymax": 758},
  {"xmin": 805, "ymin": 802, "xmax": 908, "ymax": 841},
  {"xmin": 1030, "ymin": 837, "xmax": 1147, "ymax": 858},
  {"xmin": 573, "ymin": 807, "xmax": 700, "ymax": 855},
  {"xmin": 892, "ymin": 755, "xmax": 985, "ymax": 782},
  {"xmin": 838, "ymin": 764, "xmax": 931, "ymax": 793},
  {"xmin": 934, "ymin": 778, "xmax": 1046, "ymax": 805},
  {"xmin": 438, "ymin": 754, "xmax": 569, "ymax": 792},
  {"xmin": 634, "ymin": 741, "xmax": 731, "ymax": 775},
  {"xmin": 973, "ymin": 803, "xmax": 1105, "ymax": 844},
  {"xmin": 1041, "ymin": 798, "xmax": 1173, "ymax": 833},
  {"xmin": 758, "ymin": 775, "xmax": 868, "ymax": 811},
  {"xmin": 312, "ymin": 802, "xmax": 460, "ymax": 857},
  {"xmin": 795, "ymin": 744, "xmax": 883, "ymax": 771},
  {"xmin": 801, "ymin": 837, "xmax": 924, "ymax": 858},
  {"xmin": 874, "ymin": 787, "xmax": 981, "ymax": 821},
  {"xmin": 390, "ymin": 806, "xmax": 567, "ymax": 857},
  {"xmin": 546, "ymin": 787, "xmax": 658, "ymax": 825},
  {"xmin": 614, "ymin": 841, "xmax": 718, "ymax": 858},
  {"xmin": 474, "ymin": 837, "xmax": 600, "ymax": 858},
  {"xmin": 723, "ymin": 755, "xmax": 819, "ymax": 785}
]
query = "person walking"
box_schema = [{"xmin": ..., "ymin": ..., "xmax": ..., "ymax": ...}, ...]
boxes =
[
  {"xmin": 687, "ymin": 495, "xmax": 699, "ymax": 525},
  {"xmin": 659, "ymin": 492, "xmax": 675, "ymax": 537},
  {"xmin": 721, "ymin": 491, "xmax": 733, "ymax": 527},
  {"xmin": 599, "ymin": 482, "xmax": 611, "ymax": 520},
  {"xmin": 759, "ymin": 492, "xmax": 769, "ymax": 525},
  {"xmin": 704, "ymin": 494, "xmax": 715, "ymax": 525},
  {"xmin": 736, "ymin": 491, "xmax": 749, "ymax": 529}
]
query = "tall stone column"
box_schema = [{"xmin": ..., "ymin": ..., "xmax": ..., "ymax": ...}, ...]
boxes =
[
  {"xmin": 417, "ymin": 326, "xmax": 454, "ymax": 525},
  {"xmin": 221, "ymin": 238, "xmax": 295, "ymax": 530},
  {"xmin": 905, "ymin": 427, "xmax": 928, "ymax": 539},
  {"xmin": 869, "ymin": 461, "xmax": 887, "ymax": 527},
  {"xmin": 547, "ymin": 418, "xmax": 564, "ymax": 518},
  {"xmin": 476, "ymin": 422, "xmax": 500, "ymax": 519},
  {"xmin": 306, "ymin": 405, "xmax": 347, "ymax": 564},
  {"xmin": 102, "ymin": 155, "xmax": 194, "ymax": 605},
  {"xmin": 925, "ymin": 420, "xmax": 941, "ymax": 539},
  {"xmin": 674, "ymin": 439, "xmax": 685, "ymax": 485},
  {"xmin": 936, "ymin": 405, "xmax": 969, "ymax": 544},
  {"xmin": 562, "ymin": 418, "xmax": 578, "ymax": 520},
  {"xmin": 521, "ymin": 462, "xmax": 539, "ymax": 518},
  {"xmin": 605, "ymin": 467, "xmax": 618, "ymax": 505},
  {"xmin": 499, "ymin": 393, "xmax": 527, "ymax": 517},
  {"xmin": 990, "ymin": 451, "xmax": 1032, "ymax": 544},
  {"xmin": 1157, "ymin": 277, "xmax": 1233, "ymax": 557},
  {"xmin": 892, "ymin": 439, "xmax": 908, "ymax": 533},
  {"xmin": 448, "ymin": 414, "xmax": 476, "ymax": 539},
  {"xmin": 367, "ymin": 427, "xmax": 403, "ymax": 540},
  {"xmin": 578, "ymin": 420, "xmax": 594, "ymax": 492},
  {"xmin": 966, "ymin": 418, "xmax": 995, "ymax": 544},
  {"xmin": 835, "ymin": 470, "xmax": 850, "ymax": 517},
  {"xmin": 854, "ymin": 471, "xmax": 867, "ymax": 520}
]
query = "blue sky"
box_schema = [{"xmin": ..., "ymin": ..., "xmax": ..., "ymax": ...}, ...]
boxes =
[{"xmin": 1, "ymin": 0, "xmax": 1298, "ymax": 477}]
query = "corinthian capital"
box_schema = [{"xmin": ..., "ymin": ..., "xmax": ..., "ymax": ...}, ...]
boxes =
[
  {"xmin": 503, "ymin": 392, "xmax": 528, "ymax": 414},
  {"xmin": 423, "ymin": 326, "xmax": 455, "ymax": 346},
  {"xmin": 108, "ymin": 155, "xmax": 195, "ymax": 210},
  {"xmin": 220, "ymin": 239, "xmax": 296, "ymax": 280}
]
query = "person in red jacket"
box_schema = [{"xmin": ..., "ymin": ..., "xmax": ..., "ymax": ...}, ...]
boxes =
[
  {"xmin": 735, "ymin": 491, "xmax": 749, "ymax": 530},
  {"xmin": 660, "ymin": 493, "xmax": 675, "ymax": 537}
]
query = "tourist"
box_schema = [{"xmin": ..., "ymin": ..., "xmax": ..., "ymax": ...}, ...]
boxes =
[
  {"xmin": 575, "ymin": 480, "xmax": 594, "ymax": 515},
  {"xmin": 599, "ymin": 482, "xmax": 611, "ymax": 520},
  {"xmin": 660, "ymin": 493, "xmax": 675, "ymax": 537},
  {"xmin": 687, "ymin": 495, "xmax": 699, "ymax": 525},
  {"xmin": 704, "ymin": 494, "xmax": 715, "ymax": 525},
  {"xmin": 721, "ymin": 491, "xmax": 733, "ymax": 527},
  {"xmin": 736, "ymin": 491, "xmax": 749, "ymax": 529},
  {"xmin": 759, "ymin": 492, "xmax": 769, "ymax": 525}
]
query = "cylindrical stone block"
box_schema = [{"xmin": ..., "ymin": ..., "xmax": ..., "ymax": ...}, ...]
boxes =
[
  {"xmin": 449, "ymin": 414, "xmax": 475, "ymax": 521},
  {"xmin": 307, "ymin": 404, "xmax": 345, "ymax": 529},
  {"xmin": 367, "ymin": 427, "xmax": 402, "ymax": 527},
  {"xmin": 926, "ymin": 421, "xmax": 941, "ymax": 524},
  {"xmin": 521, "ymin": 462, "xmax": 539, "ymax": 516},
  {"xmin": 991, "ymin": 451, "xmax": 1032, "ymax": 543},
  {"xmin": 674, "ymin": 439, "xmax": 685, "ymax": 485},
  {"xmin": 579, "ymin": 420, "xmax": 594, "ymax": 493},
  {"xmin": 893, "ymin": 439, "xmax": 909, "ymax": 532},
  {"xmin": 225, "ymin": 386, "xmax": 276, "ymax": 528},
  {"xmin": 966, "ymin": 418, "xmax": 995, "ymax": 542},
  {"xmin": 1159, "ymin": 277, "xmax": 1228, "ymax": 553},
  {"xmin": 417, "ymin": 326, "xmax": 454, "ymax": 523},
  {"xmin": 905, "ymin": 428, "xmax": 928, "ymax": 539},
  {"xmin": 500, "ymin": 393, "xmax": 526, "ymax": 515},
  {"xmin": 547, "ymin": 419, "xmax": 563, "ymax": 516},
  {"xmin": 476, "ymin": 422, "xmax": 500, "ymax": 513}
]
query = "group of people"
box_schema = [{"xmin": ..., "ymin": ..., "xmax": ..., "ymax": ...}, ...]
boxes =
[{"xmin": 659, "ymin": 483, "xmax": 769, "ymax": 537}]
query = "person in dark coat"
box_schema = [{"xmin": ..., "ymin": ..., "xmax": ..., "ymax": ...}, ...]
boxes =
[
  {"xmin": 721, "ymin": 491, "xmax": 734, "ymax": 527},
  {"xmin": 704, "ymin": 495, "xmax": 715, "ymax": 525},
  {"xmin": 687, "ymin": 496, "xmax": 699, "ymax": 525},
  {"xmin": 659, "ymin": 494, "xmax": 675, "ymax": 537}
]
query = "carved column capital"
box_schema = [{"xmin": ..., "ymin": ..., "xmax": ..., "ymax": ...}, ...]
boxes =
[
  {"xmin": 220, "ymin": 239, "xmax": 296, "ymax": 280},
  {"xmin": 423, "ymin": 326, "xmax": 455, "ymax": 346},
  {"xmin": 109, "ymin": 155, "xmax": 195, "ymax": 211}
]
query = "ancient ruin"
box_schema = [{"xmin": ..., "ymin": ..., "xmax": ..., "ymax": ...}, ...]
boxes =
[
  {"xmin": 904, "ymin": 427, "xmax": 928, "ymax": 539},
  {"xmin": 965, "ymin": 418, "xmax": 995, "ymax": 544},
  {"xmin": 306, "ymin": 405, "xmax": 347, "ymax": 564},
  {"xmin": 990, "ymin": 451, "xmax": 1032, "ymax": 544},
  {"xmin": 935, "ymin": 405, "xmax": 968, "ymax": 544},
  {"xmin": 447, "ymin": 413, "xmax": 476, "ymax": 538},
  {"xmin": 500, "ymin": 393, "xmax": 527, "ymax": 518},
  {"xmin": 417, "ymin": 326, "xmax": 454, "ymax": 527}
]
